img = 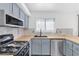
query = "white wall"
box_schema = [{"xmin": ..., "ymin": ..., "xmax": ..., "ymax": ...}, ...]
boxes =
[
  {"xmin": 55, "ymin": 12, "xmax": 78, "ymax": 35},
  {"xmin": 29, "ymin": 12, "xmax": 56, "ymax": 29},
  {"xmin": 29, "ymin": 11, "xmax": 78, "ymax": 35}
]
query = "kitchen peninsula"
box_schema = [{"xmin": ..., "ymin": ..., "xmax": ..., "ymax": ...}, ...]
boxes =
[{"xmin": 15, "ymin": 34, "xmax": 79, "ymax": 56}]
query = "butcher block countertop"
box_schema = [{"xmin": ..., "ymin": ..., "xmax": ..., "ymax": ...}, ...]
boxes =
[
  {"xmin": 15, "ymin": 34, "xmax": 79, "ymax": 44},
  {"xmin": 15, "ymin": 35, "xmax": 34, "ymax": 41}
]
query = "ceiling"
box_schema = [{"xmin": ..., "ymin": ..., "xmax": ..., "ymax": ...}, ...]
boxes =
[
  {"xmin": 26, "ymin": 3, "xmax": 56, "ymax": 12},
  {"xmin": 25, "ymin": 3, "xmax": 79, "ymax": 13}
]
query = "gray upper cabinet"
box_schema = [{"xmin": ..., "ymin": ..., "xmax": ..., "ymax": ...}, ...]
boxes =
[
  {"xmin": 0, "ymin": 3, "xmax": 29, "ymax": 28},
  {"xmin": 42, "ymin": 39, "xmax": 50, "ymax": 55},
  {"xmin": 20, "ymin": 10, "xmax": 25, "ymax": 20},
  {"xmin": 0, "ymin": 3, "xmax": 10, "ymax": 13},
  {"xmin": 24, "ymin": 16, "xmax": 29, "ymax": 28},
  {"xmin": 13, "ymin": 3, "xmax": 20, "ymax": 18},
  {"xmin": 9, "ymin": 3, "xmax": 13, "ymax": 14},
  {"xmin": 0, "ymin": 3, "xmax": 20, "ymax": 17},
  {"xmin": 78, "ymin": 15, "xmax": 79, "ymax": 36},
  {"xmin": 20, "ymin": 8, "xmax": 29, "ymax": 28}
]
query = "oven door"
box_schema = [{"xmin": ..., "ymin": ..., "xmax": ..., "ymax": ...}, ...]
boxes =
[{"xmin": 14, "ymin": 42, "xmax": 29, "ymax": 56}]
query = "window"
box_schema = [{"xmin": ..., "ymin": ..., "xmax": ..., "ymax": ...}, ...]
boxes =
[
  {"xmin": 35, "ymin": 19, "xmax": 45, "ymax": 32},
  {"xmin": 46, "ymin": 19, "xmax": 55, "ymax": 32},
  {"xmin": 35, "ymin": 18, "xmax": 55, "ymax": 33}
]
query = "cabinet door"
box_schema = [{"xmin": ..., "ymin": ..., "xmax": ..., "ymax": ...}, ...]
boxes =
[
  {"xmin": 51, "ymin": 40, "xmax": 56, "ymax": 56},
  {"xmin": 24, "ymin": 16, "xmax": 29, "ymax": 28},
  {"xmin": 20, "ymin": 10, "xmax": 27, "ymax": 27},
  {"xmin": 65, "ymin": 40, "xmax": 73, "ymax": 56},
  {"xmin": 0, "ymin": 3, "xmax": 9, "ymax": 13},
  {"xmin": 65, "ymin": 40, "xmax": 73, "ymax": 49},
  {"xmin": 65, "ymin": 48, "xmax": 72, "ymax": 56},
  {"xmin": 9, "ymin": 3, "xmax": 13, "ymax": 14},
  {"xmin": 73, "ymin": 43, "xmax": 79, "ymax": 56},
  {"xmin": 31, "ymin": 38, "xmax": 42, "ymax": 55},
  {"xmin": 13, "ymin": 3, "xmax": 20, "ymax": 18},
  {"xmin": 42, "ymin": 39, "xmax": 50, "ymax": 56},
  {"xmin": 73, "ymin": 51, "xmax": 79, "ymax": 56},
  {"xmin": 20, "ymin": 10, "xmax": 25, "ymax": 20},
  {"xmin": 63, "ymin": 40, "xmax": 66, "ymax": 55},
  {"xmin": 58, "ymin": 40, "xmax": 63, "ymax": 55}
]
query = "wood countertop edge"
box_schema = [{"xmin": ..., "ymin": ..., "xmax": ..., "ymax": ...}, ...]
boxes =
[{"xmin": 14, "ymin": 34, "xmax": 79, "ymax": 44}]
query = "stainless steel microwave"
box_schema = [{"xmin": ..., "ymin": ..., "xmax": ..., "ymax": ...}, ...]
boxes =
[{"xmin": 6, "ymin": 14, "xmax": 23, "ymax": 26}]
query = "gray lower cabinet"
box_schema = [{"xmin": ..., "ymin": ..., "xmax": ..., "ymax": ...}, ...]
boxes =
[
  {"xmin": 63, "ymin": 40, "xmax": 73, "ymax": 56},
  {"xmin": 65, "ymin": 40, "xmax": 73, "ymax": 56},
  {"xmin": 65, "ymin": 48, "xmax": 72, "ymax": 56},
  {"xmin": 63, "ymin": 40, "xmax": 66, "ymax": 55},
  {"xmin": 31, "ymin": 38, "xmax": 41, "ymax": 55},
  {"xmin": 31, "ymin": 38, "xmax": 79, "ymax": 56},
  {"xmin": 51, "ymin": 40, "xmax": 56, "ymax": 56},
  {"xmin": 42, "ymin": 39, "xmax": 50, "ymax": 55},
  {"xmin": 58, "ymin": 40, "xmax": 63, "ymax": 55},
  {"xmin": 73, "ymin": 43, "xmax": 79, "ymax": 56},
  {"xmin": 31, "ymin": 37, "xmax": 50, "ymax": 56},
  {"xmin": 63, "ymin": 40, "xmax": 79, "ymax": 56}
]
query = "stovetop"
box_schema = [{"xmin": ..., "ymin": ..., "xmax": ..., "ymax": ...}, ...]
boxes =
[
  {"xmin": 0, "ymin": 34, "xmax": 29, "ymax": 55},
  {"xmin": 0, "ymin": 41, "xmax": 28, "ymax": 55}
]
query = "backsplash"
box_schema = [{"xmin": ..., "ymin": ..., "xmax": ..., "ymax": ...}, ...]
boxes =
[
  {"xmin": 0, "ymin": 27, "xmax": 25, "ymax": 39},
  {"xmin": 56, "ymin": 28, "xmax": 73, "ymax": 35}
]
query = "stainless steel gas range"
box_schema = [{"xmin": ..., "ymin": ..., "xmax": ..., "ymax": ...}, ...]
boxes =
[{"xmin": 0, "ymin": 34, "xmax": 29, "ymax": 56}]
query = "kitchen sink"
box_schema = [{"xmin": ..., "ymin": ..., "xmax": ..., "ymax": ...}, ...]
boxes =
[{"xmin": 34, "ymin": 35, "xmax": 47, "ymax": 37}]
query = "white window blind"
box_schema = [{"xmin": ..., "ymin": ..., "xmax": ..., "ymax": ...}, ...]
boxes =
[
  {"xmin": 35, "ymin": 18, "xmax": 55, "ymax": 33},
  {"xmin": 46, "ymin": 20, "xmax": 55, "ymax": 32},
  {"xmin": 36, "ymin": 19, "xmax": 45, "ymax": 32}
]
